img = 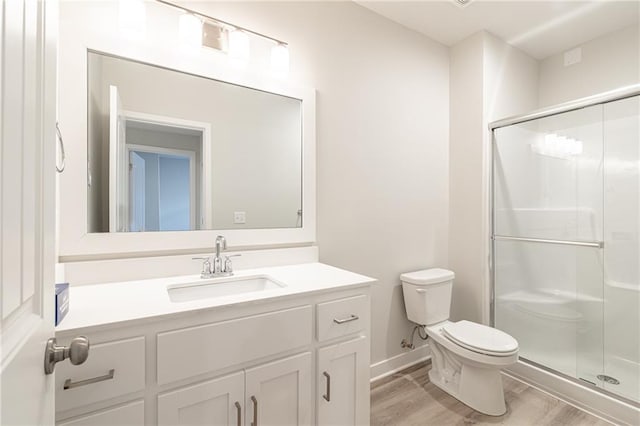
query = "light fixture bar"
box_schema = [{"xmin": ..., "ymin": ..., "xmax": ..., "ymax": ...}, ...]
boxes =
[{"xmin": 155, "ymin": 0, "xmax": 288, "ymax": 46}]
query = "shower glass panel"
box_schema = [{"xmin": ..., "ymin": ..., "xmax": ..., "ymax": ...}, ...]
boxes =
[
  {"xmin": 493, "ymin": 95, "xmax": 640, "ymax": 404},
  {"xmin": 603, "ymin": 96, "xmax": 640, "ymax": 402}
]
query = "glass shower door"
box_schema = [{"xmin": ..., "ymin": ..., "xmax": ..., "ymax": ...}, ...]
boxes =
[
  {"xmin": 602, "ymin": 95, "xmax": 640, "ymax": 402},
  {"xmin": 493, "ymin": 104, "xmax": 605, "ymax": 382}
]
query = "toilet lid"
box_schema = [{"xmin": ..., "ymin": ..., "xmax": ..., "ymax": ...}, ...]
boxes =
[{"xmin": 442, "ymin": 321, "xmax": 518, "ymax": 356}]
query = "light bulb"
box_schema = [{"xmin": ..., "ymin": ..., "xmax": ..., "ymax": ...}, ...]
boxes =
[
  {"xmin": 270, "ymin": 43, "xmax": 289, "ymax": 78},
  {"xmin": 228, "ymin": 29, "xmax": 250, "ymax": 65},
  {"xmin": 178, "ymin": 13, "xmax": 202, "ymax": 48},
  {"xmin": 119, "ymin": 0, "xmax": 146, "ymax": 40}
]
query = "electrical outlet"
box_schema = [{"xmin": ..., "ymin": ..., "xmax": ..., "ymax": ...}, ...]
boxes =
[{"xmin": 234, "ymin": 211, "xmax": 246, "ymax": 224}]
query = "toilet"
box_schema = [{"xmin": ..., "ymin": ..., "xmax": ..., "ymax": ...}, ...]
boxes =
[{"xmin": 401, "ymin": 268, "xmax": 518, "ymax": 416}]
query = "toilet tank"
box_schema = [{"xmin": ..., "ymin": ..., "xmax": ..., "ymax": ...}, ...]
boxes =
[{"xmin": 401, "ymin": 268, "xmax": 455, "ymax": 326}]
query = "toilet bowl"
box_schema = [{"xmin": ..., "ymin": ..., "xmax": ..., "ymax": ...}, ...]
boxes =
[{"xmin": 401, "ymin": 269, "xmax": 518, "ymax": 416}]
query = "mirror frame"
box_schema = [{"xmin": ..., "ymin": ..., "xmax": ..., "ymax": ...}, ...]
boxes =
[{"xmin": 58, "ymin": 6, "xmax": 315, "ymax": 259}]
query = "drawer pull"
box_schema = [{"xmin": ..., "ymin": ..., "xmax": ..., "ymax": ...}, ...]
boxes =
[
  {"xmin": 63, "ymin": 369, "xmax": 115, "ymax": 390},
  {"xmin": 251, "ymin": 395, "xmax": 258, "ymax": 426},
  {"xmin": 235, "ymin": 401, "xmax": 241, "ymax": 426},
  {"xmin": 333, "ymin": 314, "xmax": 359, "ymax": 324},
  {"xmin": 323, "ymin": 371, "xmax": 331, "ymax": 402}
]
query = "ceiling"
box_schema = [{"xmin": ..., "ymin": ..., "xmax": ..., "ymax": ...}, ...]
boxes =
[{"xmin": 355, "ymin": 0, "xmax": 639, "ymax": 59}]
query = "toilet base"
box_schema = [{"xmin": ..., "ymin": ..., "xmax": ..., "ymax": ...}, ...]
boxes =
[{"xmin": 429, "ymin": 340, "xmax": 508, "ymax": 416}]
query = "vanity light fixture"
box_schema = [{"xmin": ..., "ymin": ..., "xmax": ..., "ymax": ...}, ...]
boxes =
[
  {"xmin": 270, "ymin": 43, "xmax": 290, "ymax": 78},
  {"xmin": 118, "ymin": 0, "xmax": 147, "ymax": 40},
  {"xmin": 228, "ymin": 28, "xmax": 250, "ymax": 65},
  {"xmin": 155, "ymin": 0, "xmax": 289, "ymax": 74},
  {"xmin": 178, "ymin": 12, "xmax": 203, "ymax": 48}
]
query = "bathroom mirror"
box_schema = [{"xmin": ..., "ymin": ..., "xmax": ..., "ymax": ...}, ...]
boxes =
[
  {"xmin": 88, "ymin": 51, "xmax": 302, "ymax": 233},
  {"xmin": 57, "ymin": 0, "xmax": 315, "ymax": 258}
]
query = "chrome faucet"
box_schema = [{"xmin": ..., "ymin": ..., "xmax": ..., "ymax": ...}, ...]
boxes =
[
  {"xmin": 192, "ymin": 235, "xmax": 240, "ymax": 278},
  {"xmin": 213, "ymin": 235, "xmax": 227, "ymax": 274}
]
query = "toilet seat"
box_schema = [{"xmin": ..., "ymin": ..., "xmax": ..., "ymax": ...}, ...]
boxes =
[{"xmin": 442, "ymin": 320, "xmax": 518, "ymax": 357}]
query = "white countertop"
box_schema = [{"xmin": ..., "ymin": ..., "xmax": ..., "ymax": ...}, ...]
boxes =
[{"xmin": 56, "ymin": 262, "xmax": 375, "ymax": 332}]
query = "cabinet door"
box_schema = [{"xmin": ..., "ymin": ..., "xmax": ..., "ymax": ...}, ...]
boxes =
[
  {"xmin": 245, "ymin": 352, "xmax": 312, "ymax": 426},
  {"xmin": 317, "ymin": 336, "xmax": 369, "ymax": 426},
  {"xmin": 158, "ymin": 371, "xmax": 244, "ymax": 426}
]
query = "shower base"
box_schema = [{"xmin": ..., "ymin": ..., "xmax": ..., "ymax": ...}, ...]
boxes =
[{"xmin": 506, "ymin": 358, "xmax": 640, "ymax": 426}]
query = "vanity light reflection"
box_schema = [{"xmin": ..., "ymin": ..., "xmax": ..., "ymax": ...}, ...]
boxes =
[{"xmin": 178, "ymin": 13, "xmax": 202, "ymax": 48}]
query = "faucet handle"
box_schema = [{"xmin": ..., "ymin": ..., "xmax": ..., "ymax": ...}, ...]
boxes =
[
  {"xmin": 192, "ymin": 257, "xmax": 212, "ymax": 278},
  {"xmin": 223, "ymin": 254, "xmax": 241, "ymax": 274}
]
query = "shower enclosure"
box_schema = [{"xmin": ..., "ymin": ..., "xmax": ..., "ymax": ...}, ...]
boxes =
[{"xmin": 491, "ymin": 87, "xmax": 640, "ymax": 407}]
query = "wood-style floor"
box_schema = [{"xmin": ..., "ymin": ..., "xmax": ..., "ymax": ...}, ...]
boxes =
[{"xmin": 371, "ymin": 362, "xmax": 611, "ymax": 426}]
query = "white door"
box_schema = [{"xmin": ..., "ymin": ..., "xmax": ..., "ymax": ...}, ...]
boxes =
[
  {"xmin": 129, "ymin": 151, "xmax": 146, "ymax": 232},
  {"xmin": 317, "ymin": 336, "xmax": 370, "ymax": 426},
  {"xmin": 0, "ymin": 0, "xmax": 58, "ymax": 424},
  {"xmin": 245, "ymin": 352, "xmax": 312, "ymax": 426},
  {"xmin": 109, "ymin": 85, "xmax": 127, "ymax": 232},
  {"xmin": 157, "ymin": 371, "xmax": 244, "ymax": 426}
]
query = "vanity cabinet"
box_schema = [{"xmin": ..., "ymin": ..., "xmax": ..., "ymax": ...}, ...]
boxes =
[
  {"xmin": 157, "ymin": 353, "xmax": 311, "ymax": 426},
  {"xmin": 55, "ymin": 283, "xmax": 372, "ymax": 426}
]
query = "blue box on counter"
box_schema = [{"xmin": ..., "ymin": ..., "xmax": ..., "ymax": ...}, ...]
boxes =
[{"xmin": 55, "ymin": 283, "xmax": 69, "ymax": 326}]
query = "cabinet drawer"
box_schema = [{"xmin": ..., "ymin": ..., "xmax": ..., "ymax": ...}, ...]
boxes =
[
  {"xmin": 317, "ymin": 295, "xmax": 368, "ymax": 342},
  {"xmin": 157, "ymin": 305, "xmax": 312, "ymax": 385},
  {"xmin": 56, "ymin": 337, "xmax": 145, "ymax": 412},
  {"xmin": 57, "ymin": 400, "xmax": 144, "ymax": 426}
]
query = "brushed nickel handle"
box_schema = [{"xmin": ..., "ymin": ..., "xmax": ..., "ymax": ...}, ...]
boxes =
[
  {"xmin": 251, "ymin": 395, "xmax": 258, "ymax": 426},
  {"xmin": 44, "ymin": 336, "xmax": 90, "ymax": 374},
  {"xmin": 235, "ymin": 401, "xmax": 241, "ymax": 426},
  {"xmin": 64, "ymin": 369, "xmax": 114, "ymax": 389},
  {"xmin": 323, "ymin": 371, "xmax": 331, "ymax": 402},
  {"xmin": 333, "ymin": 314, "xmax": 359, "ymax": 324},
  {"xmin": 56, "ymin": 121, "xmax": 66, "ymax": 173}
]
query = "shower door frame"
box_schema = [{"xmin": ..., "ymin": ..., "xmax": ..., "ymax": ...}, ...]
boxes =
[{"xmin": 487, "ymin": 83, "xmax": 640, "ymax": 408}]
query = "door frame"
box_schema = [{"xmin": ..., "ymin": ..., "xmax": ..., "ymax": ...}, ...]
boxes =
[
  {"xmin": 126, "ymin": 144, "xmax": 198, "ymax": 230},
  {"xmin": 123, "ymin": 110, "xmax": 211, "ymax": 229}
]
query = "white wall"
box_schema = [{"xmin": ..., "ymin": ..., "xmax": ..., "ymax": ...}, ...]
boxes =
[
  {"xmin": 539, "ymin": 24, "xmax": 639, "ymax": 108},
  {"xmin": 177, "ymin": 1, "xmax": 451, "ymax": 369},
  {"xmin": 449, "ymin": 32, "xmax": 485, "ymax": 323},
  {"xmin": 449, "ymin": 31, "xmax": 538, "ymax": 324}
]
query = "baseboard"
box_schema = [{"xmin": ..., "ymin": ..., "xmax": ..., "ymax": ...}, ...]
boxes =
[
  {"xmin": 370, "ymin": 344, "xmax": 431, "ymax": 383},
  {"xmin": 505, "ymin": 360, "xmax": 640, "ymax": 426}
]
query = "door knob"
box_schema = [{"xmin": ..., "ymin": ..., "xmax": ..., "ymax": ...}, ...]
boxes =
[{"xmin": 44, "ymin": 336, "xmax": 90, "ymax": 375}]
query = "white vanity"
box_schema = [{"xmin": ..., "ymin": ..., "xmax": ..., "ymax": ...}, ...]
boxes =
[{"xmin": 54, "ymin": 263, "xmax": 375, "ymax": 426}]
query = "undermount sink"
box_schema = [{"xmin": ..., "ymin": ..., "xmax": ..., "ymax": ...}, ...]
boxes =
[{"xmin": 167, "ymin": 275, "xmax": 286, "ymax": 303}]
